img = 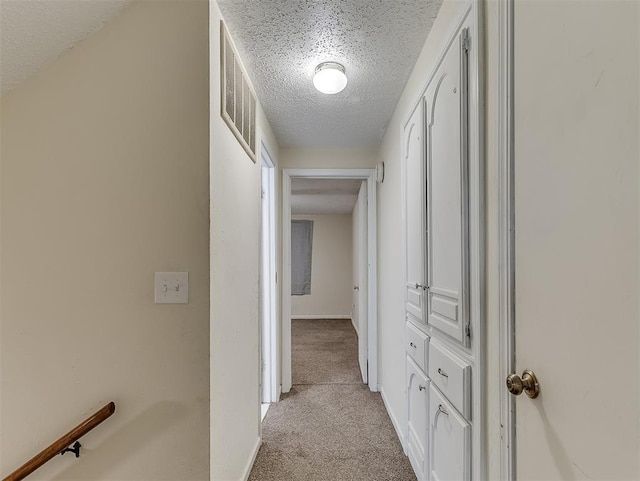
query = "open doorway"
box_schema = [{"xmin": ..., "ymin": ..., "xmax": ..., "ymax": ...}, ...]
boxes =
[
  {"xmin": 260, "ymin": 143, "xmax": 278, "ymax": 418},
  {"xmin": 289, "ymin": 179, "xmax": 362, "ymax": 385},
  {"xmin": 282, "ymin": 169, "xmax": 377, "ymax": 394}
]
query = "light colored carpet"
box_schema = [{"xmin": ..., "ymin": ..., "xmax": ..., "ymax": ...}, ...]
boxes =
[
  {"xmin": 292, "ymin": 318, "xmax": 363, "ymax": 385},
  {"xmin": 248, "ymin": 319, "xmax": 417, "ymax": 481}
]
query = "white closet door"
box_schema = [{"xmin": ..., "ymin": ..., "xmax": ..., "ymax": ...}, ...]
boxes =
[
  {"xmin": 430, "ymin": 385, "xmax": 471, "ymax": 481},
  {"xmin": 425, "ymin": 28, "xmax": 469, "ymax": 345},
  {"xmin": 404, "ymin": 100, "xmax": 426, "ymax": 324},
  {"xmin": 407, "ymin": 357, "xmax": 429, "ymax": 481}
]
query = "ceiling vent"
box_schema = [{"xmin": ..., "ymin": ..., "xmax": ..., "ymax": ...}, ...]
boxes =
[{"xmin": 220, "ymin": 21, "xmax": 257, "ymax": 162}]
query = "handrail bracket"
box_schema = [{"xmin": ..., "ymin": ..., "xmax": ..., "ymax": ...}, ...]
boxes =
[{"xmin": 60, "ymin": 441, "xmax": 82, "ymax": 458}]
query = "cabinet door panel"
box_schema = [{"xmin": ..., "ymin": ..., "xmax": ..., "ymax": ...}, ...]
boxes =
[
  {"xmin": 404, "ymin": 100, "xmax": 426, "ymax": 323},
  {"xmin": 425, "ymin": 28, "xmax": 470, "ymax": 345},
  {"xmin": 407, "ymin": 357, "xmax": 429, "ymax": 481},
  {"xmin": 430, "ymin": 385, "xmax": 470, "ymax": 481}
]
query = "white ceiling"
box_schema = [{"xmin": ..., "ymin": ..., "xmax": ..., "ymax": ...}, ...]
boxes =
[
  {"xmin": 291, "ymin": 178, "xmax": 362, "ymax": 215},
  {"xmin": 217, "ymin": 0, "xmax": 442, "ymax": 149},
  {"xmin": 1, "ymin": 0, "xmax": 443, "ymax": 152},
  {"xmin": 0, "ymin": 0, "xmax": 442, "ymax": 215},
  {"xmin": 0, "ymin": 0, "xmax": 132, "ymax": 94}
]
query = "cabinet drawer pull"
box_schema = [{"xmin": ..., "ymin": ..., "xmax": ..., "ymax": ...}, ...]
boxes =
[
  {"xmin": 437, "ymin": 368, "xmax": 449, "ymax": 378},
  {"xmin": 434, "ymin": 404, "xmax": 449, "ymax": 424},
  {"xmin": 419, "ymin": 384, "xmax": 426, "ymax": 391},
  {"xmin": 409, "ymin": 342, "xmax": 417, "ymax": 348}
]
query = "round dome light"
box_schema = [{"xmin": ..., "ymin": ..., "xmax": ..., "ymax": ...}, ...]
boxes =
[{"xmin": 313, "ymin": 62, "xmax": 347, "ymax": 94}]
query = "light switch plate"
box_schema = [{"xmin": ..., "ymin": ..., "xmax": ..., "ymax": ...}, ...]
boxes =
[{"xmin": 155, "ymin": 272, "xmax": 189, "ymax": 304}]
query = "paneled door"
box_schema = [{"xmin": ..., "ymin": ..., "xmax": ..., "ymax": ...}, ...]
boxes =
[
  {"xmin": 403, "ymin": 100, "xmax": 427, "ymax": 324},
  {"xmin": 424, "ymin": 28, "xmax": 470, "ymax": 345},
  {"xmin": 508, "ymin": 1, "xmax": 639, "ymax": 479},
  {"xmin": 353, "ymin": 181, "xmax": 368, "ymax": 383}
]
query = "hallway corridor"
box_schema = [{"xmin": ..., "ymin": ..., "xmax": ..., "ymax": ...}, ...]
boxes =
[{"xmin": 248, "ymin": 319, "xmax": 416, "ymax": 481}]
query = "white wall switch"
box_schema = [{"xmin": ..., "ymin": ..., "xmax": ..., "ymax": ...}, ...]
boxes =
[{"xmin": 155, "ymin": 272, "xmax": 189, "ymax": 304}]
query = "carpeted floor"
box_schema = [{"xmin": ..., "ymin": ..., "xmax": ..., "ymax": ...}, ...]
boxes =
[
  {"xmin": 248, "ymin": 319, "xmax": 417, "ymax": 481},
  {"xmin": 292, "ymin": 318, "xmax": 363, "ymax": 385}
]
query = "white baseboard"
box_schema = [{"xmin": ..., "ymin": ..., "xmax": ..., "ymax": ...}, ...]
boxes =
[
  {"xmin": 291, "ymin": 315, "xmax": 351, "ymax": 320},
  {"xmin": 241, "ymin": 437, "xmax": 262, "ymax": 481},
  {"xmin": 380, "ymin": 385, "xmax": 406, "ymax": 454}
]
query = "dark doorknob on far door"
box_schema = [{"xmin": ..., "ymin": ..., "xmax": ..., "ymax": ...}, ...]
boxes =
[{"xmin": 353, "ymin": 286, "xmax": 359, "ymax": 290}]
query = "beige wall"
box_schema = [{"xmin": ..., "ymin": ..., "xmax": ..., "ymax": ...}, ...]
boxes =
[
  {"xmin": 0, "ymin": 1, "xmax": 210, "ymax": 480},
  {"xmin": 210, "ymin": 1, "xmax": 281, "ymax": 480},
  {"xmin": 291, "ymin": 214, "xmax": 353, "ymax": 318},
  {"xmin": 280, "ymin": 148, "xmax": 377, "ymax": 169},
  {"xmin": 376, "ymin": 0, "xmax": 469, "ymax": 448}
]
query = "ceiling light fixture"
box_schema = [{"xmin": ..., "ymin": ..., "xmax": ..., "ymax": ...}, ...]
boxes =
[{"xmin": 313, "ymin": 62, "xmax": 347, "ymax": 94}]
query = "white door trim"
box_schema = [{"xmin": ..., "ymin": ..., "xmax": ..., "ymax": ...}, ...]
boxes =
[
  {"xmin": 260, "ymin": 140, "xmax": 279, "ymax": 404},
  {"xmin": 282, "ymin": 168, "xmax": 378, "ymax": 393},
  {"xmin": 498, "ymin": 1, "xmax": 516, "ymax": 479},
  {"xmin": 354, "ymin": 180, "xmax": 369, "ymax": 384}
]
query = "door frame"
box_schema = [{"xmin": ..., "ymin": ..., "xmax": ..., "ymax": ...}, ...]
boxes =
[
  {"xmin": 498, "ymin": 0, "xmax": 516, "ymax": 479},
  {"xmin": 353, "ymin": 180, "xmax": 369, "ymax": 383},
  {"xmin": 260, "ymin": 140, "xmax": 279, "ymax": 405},
  {"xmin": 282, "ymin": 168, "xmax": 378, "ymax": 393}
]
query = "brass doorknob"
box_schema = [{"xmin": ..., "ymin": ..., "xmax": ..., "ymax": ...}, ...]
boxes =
[{"xmin": 506, "ymin": 369, "xmax": 540, "ymax": 398}]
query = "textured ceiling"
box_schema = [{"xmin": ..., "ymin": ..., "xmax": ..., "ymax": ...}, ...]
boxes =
[
  {"xmin": 292, "ymin": 178, "xmax": 362, "ymax": 215},
  {"xmin": 1, "ymin": 0, "xmax": 443, "ymax": 149},
  {"xmin": 0, "ymin": 0, "xmax": 132, "ymax": 94},
  {"xmin": 218, "ymin": 0, "xmax": 442, "ymax": 149}
]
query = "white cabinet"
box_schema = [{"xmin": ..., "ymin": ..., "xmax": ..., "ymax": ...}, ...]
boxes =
[
  {"xmin": 430, "ymin": 385, "xmax": 471, "ymax": 481},
  {"xmin": 406, "ymin": 320, "xmax": 429, "ymax": 372},
  {"xmin": 407, "ymin": 356, "xmax": 429, "ymax": 481},
  {"xmin": 428, "ymin": 340, "xmax": 471, "ymax": 419},
  {"xmin": 402, "ymin": 4, "xmax": 480, "ymax": 481},
  {"xmin": 404, "ymin": 100, "xmax": 427, "ymax": 325},
  {"xmin": 403, "ymin": 20, "xmax": 472, "ymax": 347},
  {"xmin": 424, "ymin": 27, "xmax": 471, "ymax": 346}
]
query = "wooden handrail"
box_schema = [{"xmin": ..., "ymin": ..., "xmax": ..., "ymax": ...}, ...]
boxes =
[{"xmin": 3, "ymin": 402, "xmax": 116, "ymax": 481}]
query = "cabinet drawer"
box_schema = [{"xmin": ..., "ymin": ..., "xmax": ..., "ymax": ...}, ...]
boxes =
[
  {"xmin": 406, "ymin": 320, "xmax": 429, "ymax": 372},
  {"xmin": 428, "ymin": 340, "xmax": 471, "ymax": 419},
  {"xmin": 430, "ymin": 385, "xmax": 471, "ymax": 481},
  {"xmin": 407, "ymin": 356, "xmax": 429, "ymax": 477}
]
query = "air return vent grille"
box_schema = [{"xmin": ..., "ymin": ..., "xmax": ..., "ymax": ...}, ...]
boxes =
[{"xmin": 220, "ymin": 21, "xmax": 257, "ymax": 163}]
